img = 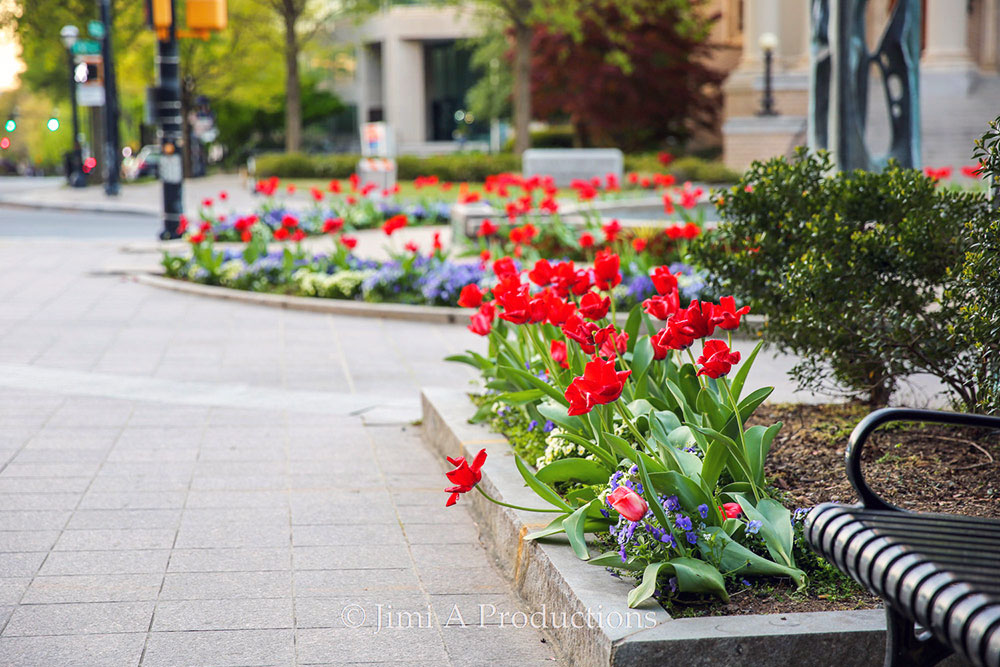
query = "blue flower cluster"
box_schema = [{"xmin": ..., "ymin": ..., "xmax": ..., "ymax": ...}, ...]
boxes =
[{"xmin": 419, "ymin": 261, "xmax": 485, "ymax": 305}]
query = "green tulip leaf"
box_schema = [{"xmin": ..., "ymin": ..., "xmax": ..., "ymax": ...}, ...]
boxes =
[
  {"xmin": 514, "ymin": 456, "xmax": 572, "ymax": 511},
  {"xmin": 729, "ymin": 339, "xmax": 764, "ymax": 403},
  {"xmin": 563, "ymin": 501, "xmax": 593, "ymax": 560},
  {"xmin": 537, "ymin": 458, "xmax": 613, "ymax": 486}
]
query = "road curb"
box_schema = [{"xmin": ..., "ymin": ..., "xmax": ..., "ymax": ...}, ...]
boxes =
[
  {"xmin": 0, "ymin": 198, "xmax": 156, "ymax": 217},
  {"xmin": 420, "ymin": 387, "xmax": 888, "ymax": 667}
]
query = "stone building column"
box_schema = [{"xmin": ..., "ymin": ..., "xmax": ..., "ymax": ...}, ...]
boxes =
[
  {"xmin": 923, "ymin": 0, "xmax": 975, "ymax": 67},
  {"xmin": 382, "ymin": 37, "xmax": 426, "ymax": 148}
]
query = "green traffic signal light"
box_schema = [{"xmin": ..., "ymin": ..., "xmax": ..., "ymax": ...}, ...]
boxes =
[
  {"xmin": 4, "ymin": 119, "xmax": 14, "ymax": 132},
  {"xmin": 47, "ymin": 118, "xmax": 60, "ymax": 131}
]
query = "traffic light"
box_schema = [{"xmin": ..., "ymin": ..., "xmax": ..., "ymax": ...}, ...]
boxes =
[
  {"xmin": 47, "ymin": 118, "xmax": 60, "ymax": 132},
  {"xmin": 150, "ymin": 0, "xmax": 172, "ymax": 30},
  {"xmin": 187, "ymin": 0, "xmax": 227, "ymax": 31},
  {"xmin": 4, "ymin": 118, "xmax": 14, "ymax": 132},
  {"xmin": 0, "ymin": 137, "xmax": 9, "ymax": 150}
]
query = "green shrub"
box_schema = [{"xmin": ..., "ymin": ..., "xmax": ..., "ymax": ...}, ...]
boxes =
[
  {"xmin": 692, "ymin": 148, "xmax": 992, "ymax": 407},
  {"xmin": 624, "ymin": 154, "xmax": 739, "ymax": 183},
  {"xmin": 255, "ymin": 150, "xmax": 738, "ymax": 184},
  {"xmin": 254, "ymin": 151, "xmax": 522, "ymax": 181},
  {"xmin": 947, "ymin": 116, "xmax": 1000, "ymax": 413}
]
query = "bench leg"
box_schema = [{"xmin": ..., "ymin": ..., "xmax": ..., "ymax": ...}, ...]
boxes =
[{"xmin": 884, "ymin": 605, "xmax": 953, "ymax": 667}]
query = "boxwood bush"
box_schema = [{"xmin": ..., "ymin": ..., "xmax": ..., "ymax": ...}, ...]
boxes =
[
  {"xmin": 692, "ymin": 148, "xmax": 993, "ymax": 408},
  {"xmin": 254, "ymin": 151, "xmax": 738, "ymax": 184}
]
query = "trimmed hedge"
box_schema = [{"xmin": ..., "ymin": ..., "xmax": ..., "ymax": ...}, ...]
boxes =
[{"xmin": 254, "ymin": 151, "xmax": 738, "ymax": 184}]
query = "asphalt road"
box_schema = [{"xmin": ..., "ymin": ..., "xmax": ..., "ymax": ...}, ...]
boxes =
[{"xmin": 0, "ymin": 206, "xmax": 160, "ymax": 239}]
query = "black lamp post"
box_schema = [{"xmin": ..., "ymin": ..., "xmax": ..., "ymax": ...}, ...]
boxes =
[
  {"xmin": 59, "ymin": 25, "xmax": 86, "ymax": 188},
  {"xmin": 758, "ymin": 32, "xmax": 779, "ymax": 117}
]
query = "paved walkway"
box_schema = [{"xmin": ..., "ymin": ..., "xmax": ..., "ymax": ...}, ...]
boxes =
[{"xmin": 0, "ymin": 237, "xmax": 560, "ymax": 666}]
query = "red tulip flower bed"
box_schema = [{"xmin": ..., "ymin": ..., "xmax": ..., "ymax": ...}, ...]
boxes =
[{"xmin": 444, "ymin": 249, "xmax": 848, "ymax": 611}]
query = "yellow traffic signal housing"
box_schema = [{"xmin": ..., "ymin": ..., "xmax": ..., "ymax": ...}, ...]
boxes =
[
  {"xmin": 186, "ymin": 0, "xmax": 227, "ymax": 31},
  {"xmin": 151, "ymin": 0, "xmax": 172, "ymax": 30}
]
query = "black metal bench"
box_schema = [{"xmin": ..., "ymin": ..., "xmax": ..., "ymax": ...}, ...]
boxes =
[{"xmin": 804, "ymin": 408, "xmax": 1000, "ymax": 667}]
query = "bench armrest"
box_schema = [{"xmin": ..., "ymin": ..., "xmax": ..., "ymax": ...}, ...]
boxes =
[{"xmin": 846, "ymin": 407, "xmax": 1000, "ymax": 511}]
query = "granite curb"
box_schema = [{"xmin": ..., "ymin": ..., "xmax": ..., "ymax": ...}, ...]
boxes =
[
  {"xmin": 133, "ymin": 274, "xmax": 465, "ymax": 324},
  {"xmin": 130, "ymin": 273, "xmax": 767, "ymax": 335},
  {"xmin": 420, "ymin": 387, "xmax": 890, "ymax": 667}
]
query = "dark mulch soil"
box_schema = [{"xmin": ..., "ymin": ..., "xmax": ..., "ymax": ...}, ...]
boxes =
[
  {"xmin": 689, "ymin": 402, "xmax": 1000, "ymax": 617},
  {"xmin": 757, "ymin": 402, "xmax": 1000, "ymax": 519}
]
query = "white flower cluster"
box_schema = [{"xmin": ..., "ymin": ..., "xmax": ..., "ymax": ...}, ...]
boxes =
[
  {"xmin": 292, "ymin": 269, "xmax": 371, "ymax": 299},
  {"xmin": 219, "ymin": 260, "xmax": 243, "ymax": 283},
  {"xmin": 535, "ymin": 428, "xmax": 591, "ymax": 468}
]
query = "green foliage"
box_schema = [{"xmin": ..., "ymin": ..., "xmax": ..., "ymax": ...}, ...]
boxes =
[
  {"xmin": 946, "ymin": 115, "xmax": 1000, "ymax": 413},
  {"xmin": 255, "ymin": 150, "xmax": 737, "ymax": 184},
  {"xmin": 623, "ymin": 154, "xmax": 737, "ymax": 183},
  {"xmin": 254, "ymin": 152, "xmax": 522, "ymax": 181},
  {"xmin": 692, "ymin": 148, "xmax": 993, "ymax": 407}
]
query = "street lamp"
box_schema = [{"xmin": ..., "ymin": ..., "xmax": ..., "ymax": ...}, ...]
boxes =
[
  {"xmin": 60, "ymin": 25, "xmax": 86, "ymax": 187},
  {"xmin": 758, "ymin": 32, "xmax": 779, "ymax": 117}
]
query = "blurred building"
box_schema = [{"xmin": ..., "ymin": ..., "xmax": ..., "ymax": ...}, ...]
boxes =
[
  {"xmin": 323, "ymin": 3, "xmax": 484, "ymax": 154},
  {"xmin": 714, "ymin": 0, "xmax": 1000, "ymax": 170}
]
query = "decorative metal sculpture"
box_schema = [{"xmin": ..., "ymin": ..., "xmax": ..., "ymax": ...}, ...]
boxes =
[{"xmin": 809, "ymin": 0, "xmax": 921, "ymax": 170}]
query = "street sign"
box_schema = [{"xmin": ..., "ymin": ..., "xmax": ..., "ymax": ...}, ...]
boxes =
[
  {"xmin": 71, "ymin": 39, "xmax": 102, "ymax": 55},
  {"xmin": 87, "ymin": 20, "xmax": 106, "ymax": 39},
  {"xmin": 77, "ymin": 85, "xmax": 105, "ymax": 107}
]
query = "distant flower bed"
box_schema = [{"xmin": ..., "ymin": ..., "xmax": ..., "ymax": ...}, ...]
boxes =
[{"xmin": 161, "ymin": 233, "xmax": 712, "ymax": 310}]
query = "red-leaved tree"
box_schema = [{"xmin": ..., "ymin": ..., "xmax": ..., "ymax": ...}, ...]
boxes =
[{"xmin": 530, "ymin": 0, "xmax": 724, "ymax": 151}]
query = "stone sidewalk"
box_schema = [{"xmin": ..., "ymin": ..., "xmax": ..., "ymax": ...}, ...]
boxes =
[{"xmin": 0, "ymin": 239, "xmax": 559, "ymax": 666}]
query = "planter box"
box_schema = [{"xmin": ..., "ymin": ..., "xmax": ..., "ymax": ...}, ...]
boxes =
[{"xmin": 421, "ymin": 387, "xmax": 890, "ymax": 667}]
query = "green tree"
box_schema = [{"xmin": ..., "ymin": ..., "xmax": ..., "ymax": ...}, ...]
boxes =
[{"xmin": 462, "ymin": 0, "xmax": 705, "ymax": 154}]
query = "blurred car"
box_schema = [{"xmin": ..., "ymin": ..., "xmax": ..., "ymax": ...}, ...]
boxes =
[{"xmin": 122, "ymin": 145, "xmax": 161, "ymax": 181}]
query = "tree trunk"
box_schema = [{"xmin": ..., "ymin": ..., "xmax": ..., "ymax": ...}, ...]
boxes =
[
  {"xmin": 284, "ymin": 4, "xmax": 302, "ymax": 153},
  {"xmin": 512, "ymin": 21, "xmax": 532, "ymax": 155}
]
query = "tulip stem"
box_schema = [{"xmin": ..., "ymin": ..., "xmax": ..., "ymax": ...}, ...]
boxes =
[
  {"xmin": 475, "ymin": 486, "xmax": 564, "ymax": 513},
  {"xmin": 720, "ymin": 378, "xmax": 760, "ymax": 503},
  {"xmin": 615, "ymin": 400, "xmax": 646, "ymax": 445}
]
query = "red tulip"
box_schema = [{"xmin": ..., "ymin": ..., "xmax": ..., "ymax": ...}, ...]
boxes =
[
  {"xmin": 562, "ymin": 314, "xmax": 599, "ymax": 354},
  {"xmin": 962, "ymin": 165, "xmax": 982, "ymax": 178},
  {"xmin": 711, "ymin": 296, "xmax": 751, "ymax": 331},
  {"xmin": 643, "ymin": 293, "xmax": 679, "ymax": 321},
  {"xmin": 188, "ymin": 232, "xmax": 205, "ymax": 244},
  {"xmin": 291, "ymin": 228, "xmax": 306, "ymax": 242},
  {"xmin": 468, "ymin": 303, "xmax": 495, "ymax": 336},
  {"xmin": 545, "ymin": 293, "xmax": 577, "ymax": 326},
  {"xmin": 579, "ymin": 292, "xmax": 611, "ymax": 321},
  {"xmin": 593, "ymin": 250, "xmax": 621, "ymax": 291},
  {"xmin": 550, "ymin": 340, "xmax": 569, "ymax": 369},
  {"xmin": 281, "ymin": 214, "xmax": 298, "ymax": 229},
  {"xmin": 632, "ymin": 238, "xmax": 647, "ymax": 252},
  {"xmin": 574, "ymin": 357, "xmax": 631, "ymax": 406},
  {"xmin": 595, "ymin": 327, "xmax": 628, "ymax": 359},
  {"xmin": 528, "ymin": 259, "xmax": 554, "ymax": 286},
  {"xmin": 673, "ymin": 300, "xmax": 716, "ymax": 339},
  {"xmin": 696, "ymin": 340, "xmax": 741, "ymax": 379},
  {"xmin": 404, "ymin": 241, "xmax": 419, "ymax": 253},
  {"xmin": 565, "ymin": 377, "xmax": 595, "ymax": 416},
  {"xmin": 602, "ymin": 219, "xmax": 622, "ymax": 243},
  {"xmin": 579, "ymin": 233, "xmax": 595, "ymax": 249},
  {"xmin": 202, "ymin": 198, "xmax": 213, "ymax": 208},
  {"xmin": 382, "ymin": 214, "xmax": 407, "ymax": 236},
  {"xmin": 322, "ymin": 218, "xmax": 344, "ymax": 234},
  {"xmin": 608, "ymin": 486, "xmax": 649, "ymax": 522},
  {"xmin": 273, "ymin": 227, "xmax": 289, "ymax": 241},
  {"xmin": 340, "ymin": 235, "xmax": 358, "ymax": 250},
  {"xmin": 651, "ymin": 266, "xmax": 678, "ymax": 297},
  {"xmin": 458, "ymin": 284, "xmax": 483, "ymax": 309},
  {"xmin": 651, "ymin": 323, "xmax": 695, "ymax": 354},
  {"xmin": 492, "ymin": 257, "xmax": 518, "ymax": 280},
  {"xmin": 444, "ymin": 448, "xmax": 487, "ymax": 506},
  {"xmin": 219, "ymin": 191, "xmax": 228, "ymax": 201},
  {"xmin": 720, "ymin": 502, "xmax": 742, "ymax": 519}
]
